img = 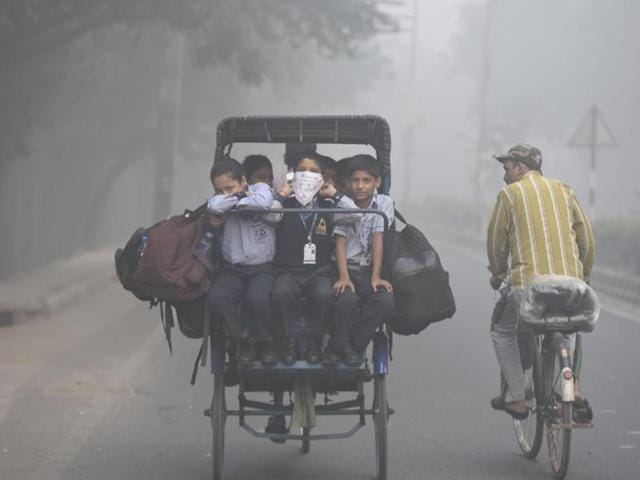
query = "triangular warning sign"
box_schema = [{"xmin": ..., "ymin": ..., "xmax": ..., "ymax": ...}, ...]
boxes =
[{"xmin": 569, "ymin": 105, "xmax": 617, "ymax": 148}]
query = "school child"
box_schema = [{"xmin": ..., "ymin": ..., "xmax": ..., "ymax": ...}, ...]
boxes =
[
  {"xmin": 318, "ymin": 154, "xmax": 338, "ymax": 187},
  {"xmin": 206, "ymin": 158, "xmax": 279, "ymax": 364},
  {"xmin": 335, "ymin": 156, "xmax": 353, "ymax": 194},
  {"xmin": 269, "ymin": 152, "xmax": 354, "ymax": 364},
  {"xmin": 244, "ymin": 154, "xmax": 274, "ymax": 186},
  {"xmin": 325, "ymin": 154, "xmax": 396, "ymax": 365}
]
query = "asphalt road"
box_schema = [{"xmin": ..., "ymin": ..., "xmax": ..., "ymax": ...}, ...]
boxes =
[{"xmin": 1, "ymin": 242, "xmax": 639, "ymax": 480}]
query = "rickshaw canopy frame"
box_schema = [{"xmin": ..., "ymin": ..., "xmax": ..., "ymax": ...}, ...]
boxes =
[{"xmin": 213, "ymin": 115, "xmax": 392, "ymax": 192}]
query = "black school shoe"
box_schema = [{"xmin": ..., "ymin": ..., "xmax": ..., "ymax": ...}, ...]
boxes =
[
  {"xmin": 343, "ymin": 342, "xmax": 364, "ymax": 366},
  {"xmin": 265, "ymin": 415, "xmax": 288, "ymax": 444},
  {"xmin": 237, "ymin": 342, "xmax": 257, "ymax": 365},
  {"xmin": 281, "ymin": 337, "xmax": 297, "ymax": 366},
  {"xmin": 322, "ymin": 347, "xmax": 342, "ymax": 366},
  {"xmin": 305, "ymin": 338, "xmax": 322, "ymax": 364},
  {"xmin": 260, "ymin": 339, "xmax": 279, "ymax": 365}
]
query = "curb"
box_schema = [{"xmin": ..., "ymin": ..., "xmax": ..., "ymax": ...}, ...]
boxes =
[
  {"xmin": 40, "ymin": 271, "xmax": 117, "ymax": 316},
  {"xmin": 0, "ymin": 248, "xmax": 116, "ymax": 324}
]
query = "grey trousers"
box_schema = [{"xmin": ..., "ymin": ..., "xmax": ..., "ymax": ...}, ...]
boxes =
[{"xmin": 490, "ymin": 288, "xmax": 526, "ymax": 402}]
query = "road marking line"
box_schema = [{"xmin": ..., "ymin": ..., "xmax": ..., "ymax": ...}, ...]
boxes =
[{"xmin": 28, "ymin": 324, "xmax": 164, "ymax": 480}]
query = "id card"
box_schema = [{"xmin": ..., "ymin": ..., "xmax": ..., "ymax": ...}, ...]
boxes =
[{"xmin": 303, "ymin": 242, "xmax": 317, "ymax": 265}]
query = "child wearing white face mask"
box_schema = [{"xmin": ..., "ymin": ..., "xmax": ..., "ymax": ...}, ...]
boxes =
[{"xmin": 268, "ymin": 152, "xmax": 354, "ymax": 365}]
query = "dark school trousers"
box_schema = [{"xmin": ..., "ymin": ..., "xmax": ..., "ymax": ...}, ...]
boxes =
[
  {"xmin": 271, "ymin": 265, "xmax": 334, "ymax": 339},
  {"xmin": 206, "ymin": 264, "xmax": 275, "ymax": 342},
  {"xmin": 332, "ymin": 266, "xmax": 396, "ymax": 350}
]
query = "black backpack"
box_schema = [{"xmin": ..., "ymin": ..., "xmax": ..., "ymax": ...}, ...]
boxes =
[
  {"xmin": 114, "ymin": 227, "xmax": 153, "ymax": 302},
  {"xmin": 385, "ymin": 211, "xmax": 456, "ymax": 335}
]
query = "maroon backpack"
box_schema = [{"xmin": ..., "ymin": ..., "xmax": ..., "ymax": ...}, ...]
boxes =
[{"xmin": 132, "ymin": 207, "xmax": 213, "ymax": 302}]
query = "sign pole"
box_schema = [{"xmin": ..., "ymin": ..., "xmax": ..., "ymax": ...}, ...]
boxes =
[
  {"xmin": 568, "ymin": 104, "xmax": 617, "ymax": 219},
  {"xmin": 589, "ymin": 105, "xmax": 597, "ymax": 215}
]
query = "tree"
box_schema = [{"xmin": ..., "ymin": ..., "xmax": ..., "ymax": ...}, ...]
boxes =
[
  {"xmin": 0, "ymin": 0, "xmax": 398, "ymax": 164},
  {"xmin": 0, "ymin": 1, "xmax": 400, "ymax": 278},
  {"xmin": 449, "ymin": 0, "xmax": 640, "ymax": 213}
]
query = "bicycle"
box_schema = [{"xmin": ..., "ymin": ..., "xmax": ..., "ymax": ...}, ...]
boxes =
[{"xmin": 503, "ymin": 277, "xmax": 599, "ymax": 479}]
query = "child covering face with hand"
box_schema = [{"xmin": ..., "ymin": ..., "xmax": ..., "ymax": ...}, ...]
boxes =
[
  {"xmin": 206, "ymin": 158, "xmax": 279, "ymax": 365},
  {"xmin": 267, "ymin": 152, "xmax": 356, "ymax": 365}
]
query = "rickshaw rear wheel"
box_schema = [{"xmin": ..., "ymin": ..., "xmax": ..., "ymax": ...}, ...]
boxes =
[
  {"xmin": 302, "ymin": 427, "xmax": 310, "ymax": 453},
  {"xmin": 373, "ymin": 375, "xmax": 388, "ymax": 480},
  {"xmin": 212, "ymin": 374, "xmax": 226, "ymax": 480}
]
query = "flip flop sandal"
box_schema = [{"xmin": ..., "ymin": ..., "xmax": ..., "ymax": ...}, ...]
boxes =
[{"xmin": 504, "ymin": 403, "xmax": 529, "ymax": 420}]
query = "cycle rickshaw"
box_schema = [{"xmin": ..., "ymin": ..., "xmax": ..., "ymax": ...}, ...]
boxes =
[{"xmin": 203, "ymin": 115, "xmax": 395, "ymax": 480}]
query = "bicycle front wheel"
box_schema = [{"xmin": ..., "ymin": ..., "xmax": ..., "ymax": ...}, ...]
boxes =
[{"xmin": 513, "ymin": 338, "xmax": 544, "ymax": 458}]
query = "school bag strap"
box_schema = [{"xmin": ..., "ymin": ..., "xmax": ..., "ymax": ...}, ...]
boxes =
[{"xmin": 394, "ymin": 209, "xmax": 407, "ymax": 226}]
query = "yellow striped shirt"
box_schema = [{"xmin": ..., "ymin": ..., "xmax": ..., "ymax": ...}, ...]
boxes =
[{"xmin": 487, "ymin": 171, "xmax": 595, "ymax": 287}]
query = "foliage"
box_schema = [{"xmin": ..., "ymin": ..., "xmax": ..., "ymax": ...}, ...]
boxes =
[
  {"xmin": 0, "ymin": 0, "xmax": 398, "ymax": 163},
  {"xmin": 593, "ymin": 217, "xmax": 640, "ymax": 276},
  {"xmin": 416, "ymin": 194, "xmax": 640, "ymax": 276},
  {"xmin": 448, "ymin": 1, "xmax": 640, "ymax": 213},
  {"xmin": 449, "ymin": 0, "xmax": 640, "ymax": 145}
]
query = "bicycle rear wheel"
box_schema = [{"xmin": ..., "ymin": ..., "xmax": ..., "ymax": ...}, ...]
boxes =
[
  {"xmin": 544, "ymin": 341, "xmax": 572, "ymax": 479},
  {"xmin": 211, "ymin": 374, "xmax": 227, "ymax": 480},
  {"xmin": 513, "ymin": 338, "xmax": 544, "ymax": 458},
  {"xmin": 373, "ymin": 375, "xmax": 388, "ymax": 480},
  {"xmin": 547, "ymin": 401, "xmax": 572, "ymax": 478}
]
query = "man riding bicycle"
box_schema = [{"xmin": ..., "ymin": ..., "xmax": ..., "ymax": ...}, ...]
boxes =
[{"xmin": 486, "ymin": 143, "xmax": 595, "ymax": 420}]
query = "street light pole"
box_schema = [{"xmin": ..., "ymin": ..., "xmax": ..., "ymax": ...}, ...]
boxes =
[
  {"xmin": 402, "ymin": 0, "xmax": 419, "ymax": 207},
  {"xmin": 153, "ymin": 30, "xmax": 184, "ymax": 221},
  {"xmin": 474, "ymin": 0, "xmax": 494, "ymax": 230}
]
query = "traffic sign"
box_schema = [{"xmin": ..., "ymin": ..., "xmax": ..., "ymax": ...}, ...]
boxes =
[{"xmin": 568, "ymin": 104, "xmax": 617, "ymax": 216}]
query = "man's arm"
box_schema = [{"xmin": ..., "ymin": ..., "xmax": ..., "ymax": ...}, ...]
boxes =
[
  {"xmin": 487, "ymin": 190, "xmax": 511, "ymax": 289},
  {"xmin": 571, "ymin": 191, "xmax": 595, "ymax": 281}
]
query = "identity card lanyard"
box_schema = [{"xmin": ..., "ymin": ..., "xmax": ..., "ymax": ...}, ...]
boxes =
[{"xmin": 300, "ymin": 212, "xmax": 318, "ymax": 265}]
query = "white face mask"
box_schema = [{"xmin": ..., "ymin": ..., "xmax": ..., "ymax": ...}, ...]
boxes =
[{"xmin": 293, "ymin": 171, "xmax": 324, "ymax": 206}]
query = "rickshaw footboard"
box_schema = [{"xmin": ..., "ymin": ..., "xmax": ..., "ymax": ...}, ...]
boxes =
[{"xmin": 239, "ymin": 421, "xmax": 365, "ymax": 441}]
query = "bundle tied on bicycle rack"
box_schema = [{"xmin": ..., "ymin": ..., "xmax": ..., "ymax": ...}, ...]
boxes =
[{"xmin": 519, "ymin": 275, "xmax": 600, "ymax": 334}]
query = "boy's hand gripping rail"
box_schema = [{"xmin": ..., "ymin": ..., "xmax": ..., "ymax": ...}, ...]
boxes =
[{"xmin": 229, "ymin": 207, "xmax": 391, "ymax": 233}]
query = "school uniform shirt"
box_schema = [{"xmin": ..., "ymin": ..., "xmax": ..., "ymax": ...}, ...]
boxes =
[
  {"xmin": 207, "ymin": 182, "xmax": 276, "ymax": 266},
  {"xmin": 272, "ymin": 197, "xmax": 335, "ymax": 270},
  {"xmin": 333, "ymin": 194, "xmax": 395, "ymax": 267}
]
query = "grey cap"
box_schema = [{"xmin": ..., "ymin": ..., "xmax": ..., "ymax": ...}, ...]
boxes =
[{"xmin": 493, "ymin": 143, "xmax": 543, "ymax": 170}]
